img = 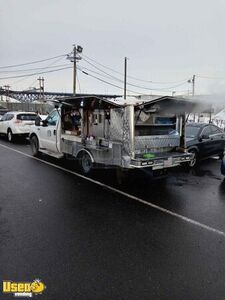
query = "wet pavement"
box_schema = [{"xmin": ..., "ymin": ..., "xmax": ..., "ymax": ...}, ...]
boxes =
[{"xmin": 0, "ymin": 137, "xmax": 225, "ymax": 299}]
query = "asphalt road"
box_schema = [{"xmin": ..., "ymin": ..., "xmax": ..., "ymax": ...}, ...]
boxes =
[{"xmin": 0, "ymin": 138, "xmax": 225, "ymax": 300}]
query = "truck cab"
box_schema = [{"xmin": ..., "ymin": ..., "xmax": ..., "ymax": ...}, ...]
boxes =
[{"xmin": 30, "ymin": 109, "xmax": 62, "ymax": 157}]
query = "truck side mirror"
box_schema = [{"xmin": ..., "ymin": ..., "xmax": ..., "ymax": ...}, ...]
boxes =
[{"xmin": 42, "ymin": 119, "xmax": 48, "ymax": 127}]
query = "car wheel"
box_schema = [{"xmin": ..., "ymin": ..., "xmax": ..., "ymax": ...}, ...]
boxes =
[
  {"xmin": 78, "ymin": 151, "xmax": 93, "ymax": 174},
  {"xmin": 188, "ymin": 149, "xmax": 198, "ymax": 167},
  {"xmin": 7, "ymin": 129, "xmax": 14, "ymax": 142},
  {"xmin": 30, "ymin": 135, "xmax": 40, "ymax": 157}
]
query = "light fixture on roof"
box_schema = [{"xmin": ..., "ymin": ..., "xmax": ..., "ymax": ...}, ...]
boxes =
[{"xmin": 77, "ymin": 45, "xmax": 83, "ymax": 53}]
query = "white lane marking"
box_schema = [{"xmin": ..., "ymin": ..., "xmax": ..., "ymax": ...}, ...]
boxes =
[{"xmin": 1, "ymin": 142, "xmax": 225, "ymax": 238}]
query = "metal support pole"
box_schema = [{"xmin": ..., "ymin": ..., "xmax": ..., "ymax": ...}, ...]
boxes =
[
  {"xmin": 192, "ymin": 75, "xmax": 196, "ymax": 121},
  {"xmin": 180, "ymin": 114, "xmax": 186, "ymax": 151}
]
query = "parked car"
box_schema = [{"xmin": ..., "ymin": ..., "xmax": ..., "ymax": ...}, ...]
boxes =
[
  {"xmin": 0, "ymin": 111, "xmax": 37, "ymax": 142},
  {"xmin": 186, "ymin": 123, "xmax": 225, "ymax": 167}
]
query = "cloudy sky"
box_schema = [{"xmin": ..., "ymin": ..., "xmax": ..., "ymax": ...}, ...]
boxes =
[{"xmin": 1, "ymin": 0, "xmax": 225, "ymax": 96}]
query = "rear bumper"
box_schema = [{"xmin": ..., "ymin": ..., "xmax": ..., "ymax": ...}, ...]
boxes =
[
  {"xmin": 13, "ymin": 127, "xmax": 31, "ymax": 135},
  {"xmin": 129, "ymin": 152, "xmax": 192, "ymax": 170}
]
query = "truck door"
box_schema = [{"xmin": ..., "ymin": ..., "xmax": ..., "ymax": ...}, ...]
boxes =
[{"xmin": 39, "ymin": 110, "xmax": 61, "ymax": 153}]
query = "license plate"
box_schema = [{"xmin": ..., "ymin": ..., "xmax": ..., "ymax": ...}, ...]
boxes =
[{"xmin": 164, "ymin": 157, "xmax": 173, "ymax": 167}]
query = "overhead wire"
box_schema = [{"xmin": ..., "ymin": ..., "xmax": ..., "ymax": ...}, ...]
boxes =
[
  {"xmin": 0, "ymin": 66, "xmax": 72, "ymax": 80},
  {"xmin": 79, "ymin": 69, "xmax": 141, "ymax": 94},
  {"xmin": 78, "ymin": 68, "xmax": 171, "ymax": 95},
  {"xmin": 0, "ymin": 54, "xmax": 67, "ymax": 69},
  {"xmin": 0, "ymin": 63, "xmax": 71, "ymax": 74},
  {"xmin": 81, "ymin": 57, "xmax": 188, "ymax": 91},
  {"xmin": 10, "ymin": 56, "xmax": 68, "ymax": 87},
  {"xmin": 78, "ymin": 64, "xmax": 188, "ymax": 92},
  {"xmin": 23, "ymin": 56, "xmax": 68, "ymax": 89},
  {"xmin": 196, "ymin": 75, "xmax": 225, "ymax": 80},
  {"xmin": 0, "ymin": 52, "xmax": 196, "ymax": 95},
  {"xmin": 82, "ymin": 53, "xmax": 190, "ymax": 84}
]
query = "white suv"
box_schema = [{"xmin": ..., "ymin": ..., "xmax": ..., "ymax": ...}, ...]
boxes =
[{"xmin": 0, "ymin": 111, "xmax": 37, "ymax": 142}]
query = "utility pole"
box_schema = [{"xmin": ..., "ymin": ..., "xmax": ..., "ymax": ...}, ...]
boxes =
[
  {"xmin": 67, "ymin": 45, "xmax": 83, "ymax": 97},
  {"xmin": 38, "ymin": 77, "xmax": 42, "ymax": 100},
  {"xmin": 73, "ymin": 45, "xmax": 77, "ymax": 96},
  {"xmin": 38, "ymin": 77, "xmax": 45, "ymax": 113},
  {"xmin": 188, "ymin": 75, "xmax": 196, "ymax": 121},
  {"xmin": 41, "ymin": 77, "xmax": 45, "ymax": 99},
  {"xmin": 124, "ymin": 57, "xmax": 127, "ymax": 99},
  {"xmin": 188, "ymin": 75, "xmax": 196, "ymax": 97},
  {"xmin": 192, "ymin": 75, "xmax": 196, "ymax": 121},
  {"xmin": 192, "ymin": 74, "xmax": 196, "ymax": 97},
  {"xmin": 38, "ymin": 77, "xmax": 44, "ymax": 100}
]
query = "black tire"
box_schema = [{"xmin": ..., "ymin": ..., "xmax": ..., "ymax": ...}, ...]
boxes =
[
  {"xmin": 78, "ymin": 151, "xmax": 93, "ymax": 174},
  {"xmin": 219, "ymin": 151, "xmax": 224, "ymax": 160},
  {"xmin": 30, "ymin": 135, "xmax": 40, "ymax": 157},
  {"xmin": 7, "ymin": 129, "xmax": 14, "ymax": 142},
  {"xmin": 188, "ymin": 149, "xmax": 198, "ymax": 167}
]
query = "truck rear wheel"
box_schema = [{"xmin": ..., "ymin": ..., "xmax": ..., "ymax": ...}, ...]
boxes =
[
  {"xmin": 78, "ymin": 151, "xmax": 93, "ymax": 174},
  {"xmin": 30, "ymin": 135, "xmax": 40, "ymax": 157}
]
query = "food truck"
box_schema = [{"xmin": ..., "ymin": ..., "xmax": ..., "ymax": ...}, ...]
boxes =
[{"xmin": 29, "ymin": 95, "xmax": 193, "ymax": 174}]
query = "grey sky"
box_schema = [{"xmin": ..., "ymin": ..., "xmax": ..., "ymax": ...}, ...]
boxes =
[{"xmin": 1, "ymin": 0, "xmax": 225, "ymax": 96}]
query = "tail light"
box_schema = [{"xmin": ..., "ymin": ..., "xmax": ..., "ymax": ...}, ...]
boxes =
[{"xmin": 14, "ymin": 119, "xmax": 22, "ymax": 123}]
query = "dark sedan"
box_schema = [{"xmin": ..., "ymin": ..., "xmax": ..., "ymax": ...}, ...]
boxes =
[{"xmin": 186, "ymin": 123, "xmax": 225, "ymax": 167}]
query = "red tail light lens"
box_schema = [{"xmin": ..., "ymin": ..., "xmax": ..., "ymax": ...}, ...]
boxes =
[{"xmin": 14, "ymin": 119, "xmax": 22, "ymax": 123}]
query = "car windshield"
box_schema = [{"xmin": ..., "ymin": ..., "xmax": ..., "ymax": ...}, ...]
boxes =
[
  {"xmin": 17, "ymin": 114, "xmax": 36, "ymax": 121},
  {"xmin": 186, "ymin": 126, "xmax": 200, "ymax": 138}
]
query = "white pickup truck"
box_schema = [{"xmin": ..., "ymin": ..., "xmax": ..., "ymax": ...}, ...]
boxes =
[{"xmin": 29, "ymin": 95, "xmax": 192, "ymax": 174}]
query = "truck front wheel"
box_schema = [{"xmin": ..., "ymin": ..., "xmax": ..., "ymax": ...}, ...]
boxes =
[
  {"xmin": 30, "ymin": 135, "xmax": 40, "ymax": 157},
  {"xmin": 78, "ymin": 151, "xmax": 93, "ymax": 174}
]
